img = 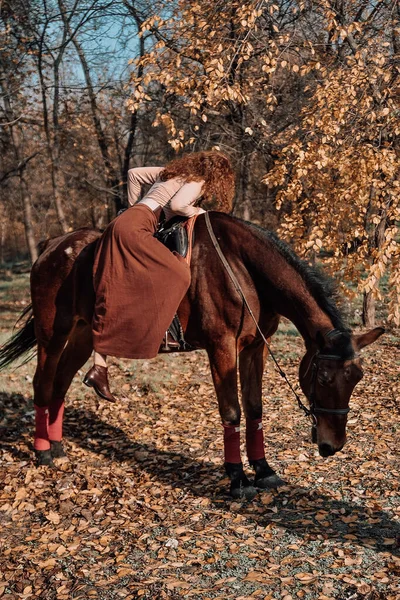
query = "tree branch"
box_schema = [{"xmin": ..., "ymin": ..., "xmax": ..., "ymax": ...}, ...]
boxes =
[{"xmin": 0, "ymin": 151, "xmax": 42, "ymax": 184}]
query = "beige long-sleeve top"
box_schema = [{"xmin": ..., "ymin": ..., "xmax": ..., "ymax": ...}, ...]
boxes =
[{"xmin": 127, "ymin": 166, "xmax": 205, "ymax": 221}]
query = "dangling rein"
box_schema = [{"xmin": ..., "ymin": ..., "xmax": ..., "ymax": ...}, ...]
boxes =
[{"xmin": 204, "ymin": 212, "xmax": 350, "ymax": 425}]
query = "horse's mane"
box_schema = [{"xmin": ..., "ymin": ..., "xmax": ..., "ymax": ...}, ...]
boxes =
[{"xmin": 233, "ymin": 216, "xmax": 348, "ymax": 333}]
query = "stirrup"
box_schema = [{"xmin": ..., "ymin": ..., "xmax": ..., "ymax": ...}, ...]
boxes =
[{"xmin": 162, "ymin": 332, "xmax": 181, "ymax": 351}]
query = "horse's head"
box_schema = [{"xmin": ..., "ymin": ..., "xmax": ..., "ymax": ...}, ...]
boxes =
[{"xmin": 299, "ymin": 327, "xmax": 384, "ymax": 457}]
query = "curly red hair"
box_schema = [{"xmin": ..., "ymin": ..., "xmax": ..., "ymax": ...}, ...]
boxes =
[{"xmin": 160, "ymin": 151, "xmax": 235, "ymax": 213}]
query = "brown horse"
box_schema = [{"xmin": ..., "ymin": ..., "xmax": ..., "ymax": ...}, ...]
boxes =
[{"xmin": 0, "ymin": 212, "xmax": 384, "ymax": 498}]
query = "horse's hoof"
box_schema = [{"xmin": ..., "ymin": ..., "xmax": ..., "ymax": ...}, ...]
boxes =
[
  {"xmin": 230, "ymin": 481, "xmax": 258, "ymax": 500},
  {"xmin": 50, "ymin": 441, "xmax": 67, "ymax": 459},
  {"xmin": 255, "ymin": 474, "xmax": 285, "ymax": 489},
  {"xmin": 35, "ymin": 449, "xmax": 55, "ymax": 467}
]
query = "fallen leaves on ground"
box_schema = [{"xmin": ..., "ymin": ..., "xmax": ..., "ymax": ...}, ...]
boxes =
[{"xmin": 0, "ymin": 279, "xmax": 399, "ymax": 599}]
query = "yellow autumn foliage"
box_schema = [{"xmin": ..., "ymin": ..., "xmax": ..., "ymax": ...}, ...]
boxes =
[
  {"xmin": 266, "ymin": 43, "xmax": 399, "ymax": 323},
  {"xmin": 130, "ymin": 0, "xmax": 399, "ymax": 324}
]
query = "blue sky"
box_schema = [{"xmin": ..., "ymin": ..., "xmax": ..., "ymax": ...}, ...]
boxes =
[{"xmin": 64, "ymin": 11, "xmax": 142, "ymax": 89}]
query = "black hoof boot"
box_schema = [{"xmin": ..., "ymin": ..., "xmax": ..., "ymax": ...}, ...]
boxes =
[
  {"xmin": 35, "ymin": 449, "xmax": 54, "ymax": 467},
  {"xmin": 50, "ymin": 441, "xmax": 67, "ymax": 459},
  {"xmin": 226, "ymin": 462, "xmax": 258, "ymax": 500},
  {"xmin": 251, "ymin": 458, "xmax": 286, "ymax": 489}
]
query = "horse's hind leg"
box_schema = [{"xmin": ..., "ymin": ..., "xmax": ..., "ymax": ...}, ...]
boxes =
[
  {"xmin": 239, "ymin": 340, "xmax": 284, "ymax": 489},
  {"xmin": 207, "ymin": 341, "xmax": 257, "ymax": 500},
  {"xmin": 50, "ymin": 322, "xmax": 93, "ymax": 459},
  {"xmin": 33, "ymin": 334, "xmax": 70, "ymax": 465}
]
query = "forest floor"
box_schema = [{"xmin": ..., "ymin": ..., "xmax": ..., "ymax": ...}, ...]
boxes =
[{"xmin": 0, "ymin": 273, "xmax": 399, "ymax": 600}]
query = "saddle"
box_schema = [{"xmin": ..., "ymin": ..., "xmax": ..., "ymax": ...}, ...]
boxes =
[
  {"xmin": 155, "ymin": 215, "xmax": 196, "ymax": 265},
  {"xmin": 155, "ymin": 214, "xmax": 197, "ymax": 351}
]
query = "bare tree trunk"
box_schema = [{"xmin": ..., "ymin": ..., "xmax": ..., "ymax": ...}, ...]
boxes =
[
  {"xmin": 237, "ymin": 136, "xmax": 252, "ymax": 220},
  {"xmin": 20, "ymin": 176, "xmax": 38, "ymax": 263},
  {"xmin": 241, "ymin": 164, "xmax": 251, "ymax": 220},
  {"xmin": 59, "ymin": 0, "xmax": 123, "ymax": 215},
  {"xmin": 121, "ymin": 5, "xmax": 146, "ymax": 205},
  {"xmin": 36, "ymin": 26, "xmax": 69, "ymax": 233},
  {"xmin": 0, "ymin": 220, "xmax": 6, "ymax": 266},
  {"xmin": 122, "ymin": 38, "xmax": 145, "ymax": 204},
  {"xmin": 362, "ymin": 192, "xmax": 391, "ymax": 326},
  {"xmin": 362, "ymin": 292, "xmax": 376, "ymax": 328},
  {"xmin": 74, "ymin": 38, "xmax": 123, "ymax": 214},
  {"xmin": 51, "ymin": 33, "xmax": 69, "ymax": 234},
  {"xmin": 0, "ymin": 79, "xmax": 39, "ymax": 262}
]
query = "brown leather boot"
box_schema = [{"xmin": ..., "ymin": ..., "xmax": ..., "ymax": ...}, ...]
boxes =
[{"xmin": 83, "ymin": 365, "xmax": 117, "ymax": 403}]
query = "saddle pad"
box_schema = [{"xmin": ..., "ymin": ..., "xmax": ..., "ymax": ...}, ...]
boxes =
[{"xmin": 183, "ymin": 215, "xmax": 197, "ymax": 266}]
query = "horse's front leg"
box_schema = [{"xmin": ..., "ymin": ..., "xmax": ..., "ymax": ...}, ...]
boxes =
[
  {"xmin": 239, "ymin": 340, "xmax": 285, "ymax": 489},
  {"xmin": 207, "ymin": 341, "xmax": 257, "ymax": 500}
]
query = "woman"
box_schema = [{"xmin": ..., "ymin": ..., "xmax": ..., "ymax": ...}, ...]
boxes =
[{"xmin": 83, "ymin": 150, "xmax": 235, "ymax": 402}]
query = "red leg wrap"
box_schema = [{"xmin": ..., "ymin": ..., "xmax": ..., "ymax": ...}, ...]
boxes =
[
  {"xmin": 48, "ymin": 398, "xmax": 65, "ymax": 442},
  {"xmin": 223, "ymin": 424, "xmax": 241, "ymax": 464},
  {"xmin": 34, "ymin": 405, "xmax": 50, "ymax": 451},
  {"xmin": 246, "ymin": 418, "xmax": 265, "ymax": 462}
]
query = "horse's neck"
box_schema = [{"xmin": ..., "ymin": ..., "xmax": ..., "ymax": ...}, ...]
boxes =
[
  {"xmin": 245, "ymin": 235, "xmax": 334, "ymax": 346},
  {"xmin": 284, "ymin": 300, "xmax": 333, "ymax": 346}
]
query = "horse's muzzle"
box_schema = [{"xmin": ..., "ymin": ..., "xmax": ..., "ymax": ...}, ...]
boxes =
[
  {"xmin": 318, "ymin": 442, "xmax": 345, "ymax": 457},
  {"xmin": 318, "ymin": 442, "xmax": 336, "ymax": 457}
]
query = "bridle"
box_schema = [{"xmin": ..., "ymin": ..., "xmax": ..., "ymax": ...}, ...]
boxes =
[
  {"xmin": 205, "ymin": 212, "xmax": 354, "ymax": 426},
  {"xmin": 307, "ymin": 352, "xmax": 354, "ymax": 418},
  {"xmin": 279, "ymin": 350, "xmax": 354, "ymax": 427},
  {"xmin": 304, "ymin": 351, "xmax": 356, "ymax": 442}
]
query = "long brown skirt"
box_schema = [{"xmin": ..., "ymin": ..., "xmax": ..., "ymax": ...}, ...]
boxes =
[{"xmin": 92, "ymin": 204, "xmax": 191, "ymax": 359}]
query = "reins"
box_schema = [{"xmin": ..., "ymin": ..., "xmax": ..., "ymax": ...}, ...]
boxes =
[{"xmin": 204, "ymin": 212, "xmax": 351, "ymax": 425}]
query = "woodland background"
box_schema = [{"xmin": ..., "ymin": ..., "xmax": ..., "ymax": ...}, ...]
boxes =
[{"xmin": 0, "ymin": 0, "xmax": 399, "ymax": 327}]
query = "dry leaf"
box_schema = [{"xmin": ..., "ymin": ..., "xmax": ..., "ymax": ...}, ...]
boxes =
[
  {"xmin": 294, "ymin": 573, "xmax": 318, "ymax": 584},
  {"xmin": 45, "ymin": 511, "xmax": 61, "ymax": 525}
]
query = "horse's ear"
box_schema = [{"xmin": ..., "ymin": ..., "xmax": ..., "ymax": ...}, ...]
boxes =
[
  {"xmin": 317, "ymin": 329, "xmax": 347, "ymax": 350},
  {"xmin": 354, "ymin": 327, "xmax": 385, "ymax": 350}
]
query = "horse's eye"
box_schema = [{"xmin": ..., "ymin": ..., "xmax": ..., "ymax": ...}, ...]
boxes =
[{"xmin": 344, "ymin": 365, "xmax": 363, "ymax": 382}]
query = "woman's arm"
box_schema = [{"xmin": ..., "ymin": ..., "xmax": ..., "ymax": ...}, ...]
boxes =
[
  {"xmin": 168, "ymin": 180, "xmax": 205, "ymax": 217},
  {"xmin": 127, "ymin": 166, "xmax": 164, "ymax": 206}
]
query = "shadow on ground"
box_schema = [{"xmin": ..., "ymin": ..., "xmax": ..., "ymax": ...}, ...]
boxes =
[{"xmin": 0, "ymin": 391, "xmax": 398, "ymax": 557}]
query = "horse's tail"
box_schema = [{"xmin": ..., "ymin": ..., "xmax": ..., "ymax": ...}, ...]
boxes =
[{"xmin": 0, "ymin": 305, "xmax": 37, "ymax": 370}]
